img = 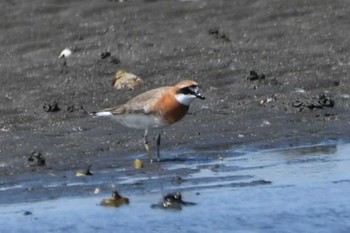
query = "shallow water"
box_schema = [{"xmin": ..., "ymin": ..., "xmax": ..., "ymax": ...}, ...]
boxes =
[{"xmin": 1, "ymin": 142, "xmax": 350, "ymax": 232}]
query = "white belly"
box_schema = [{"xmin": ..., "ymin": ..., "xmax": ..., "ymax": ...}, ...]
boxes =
[{"xmin": 114, "ymin": 114, "xmax": 167, "ymax": 129}]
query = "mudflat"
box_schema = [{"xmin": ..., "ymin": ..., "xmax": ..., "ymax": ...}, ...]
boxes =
[{"xmin": 0, "ymin": 0, "xmax": 349, "ymax": 201}]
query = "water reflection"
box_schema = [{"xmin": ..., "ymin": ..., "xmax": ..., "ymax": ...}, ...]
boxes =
[{"xmin": 1, "ymin": 142, "xmax": 350, "ymax": 232}]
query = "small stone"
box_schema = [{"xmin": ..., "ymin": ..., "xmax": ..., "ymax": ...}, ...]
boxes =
[
  {"xmin": 58, "ymin": 48, "xmax": 72, "ymax": 58},
  {"xmin": 133, "ymin": 159, "xmax": 144, "ymax": 169},
  {"xmin": 112, "ymin": 70, "xmax": 144, "ymax": 90}
]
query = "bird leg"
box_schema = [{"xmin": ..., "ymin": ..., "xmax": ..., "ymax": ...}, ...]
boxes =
[
  {"xmin": 156, "ymin": 132, "xmax": 161, "ymax": 162},
  {"xmin": 143, "ymin": 129, "xmax": 152, "ymax": 163}
]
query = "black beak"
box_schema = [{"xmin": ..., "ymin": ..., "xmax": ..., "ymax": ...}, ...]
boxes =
[
  {"xmin": 195, "ymin": 87, "xmax": 205, "ymax": 100},
  {"xmin": 196, "ymin": 93, "xmax": 205, "ymax": 100}
]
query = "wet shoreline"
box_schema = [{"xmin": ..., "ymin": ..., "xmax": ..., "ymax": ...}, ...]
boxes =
[{"xmin": 1, "ymin": 142, "xmax": 350, "ymax": 232}]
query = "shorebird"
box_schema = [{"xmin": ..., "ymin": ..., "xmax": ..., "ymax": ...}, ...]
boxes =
[{"xmin": 92, "ymin": 80, "xmax": 205, "ymax": 162}]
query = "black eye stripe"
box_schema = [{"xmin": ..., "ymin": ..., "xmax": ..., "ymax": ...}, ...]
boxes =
[{"xmin": 178, "ymin": 86, "xmax": 197, "ymax": 95}]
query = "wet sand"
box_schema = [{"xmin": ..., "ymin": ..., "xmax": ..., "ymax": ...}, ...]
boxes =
[{"xmin": 1, "ymin": 0, "xmax": 350, "ymax": 202}]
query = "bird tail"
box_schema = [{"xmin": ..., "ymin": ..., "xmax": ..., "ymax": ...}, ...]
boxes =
[{"xmin": 90, "ymin": 111, "xmax": 114, "ymax": 117}]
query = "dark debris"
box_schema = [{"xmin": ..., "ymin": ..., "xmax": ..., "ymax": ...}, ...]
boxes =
[
  {"xmin": 43, "ymin": 101, "xmax": 88, "ymax": 114},
  {"xmin": 100, "ymin": 190, "xmax": 129, "ymax": 207},
  {"xmin": 247, "ymin": 70, "xmax": 265, "ymax": 81},
  {"xmin": 151, "ymin": 192, "xmax": 196, "ymax": 210},
  {"xmin": 23, "ymin": 211, "xmax": 32, "ymax": 216},
  {"xmin": 291, "ymin": 94, "xmax": 335, "ymax": 111},
  {"xmin": 77, "ymin": 164, "xmax": 93, "ymax": 176},
  {"xmin": 171, "ymin": 176, "xmax": 186, "ymax": 185},
  {"xmin": 66, "ymin": 104, "xmax": 88, "ymax": 113},
  {"xmin": 100, "ymin": 51, "xmax": 111, "ymax": 59},
  {"xmin": 28, "ymin": 151, "xmax": 46, "ymax": 167},
  {"xmin": 98, "ymin": 51, "xmax": 120, "ymax": 64},
  {"xmin": 43, "ymin": 101, "xmax": 60, "ymax": 112},
  {"xmin": 208, "ymin": 28, "xmax": 231, "ymax": 42},
  {"xmin": 83, "ymin": 164, "xmax": 93, "ymax": 176}
]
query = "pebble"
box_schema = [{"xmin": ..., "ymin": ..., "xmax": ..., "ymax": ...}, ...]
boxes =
[{"xmin": 58, "ymin": 48, "xmax": 72, "ymax": 58}]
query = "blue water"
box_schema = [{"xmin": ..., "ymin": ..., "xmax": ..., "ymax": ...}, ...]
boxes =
[{"xmin": 1, "ymin": 142, "xmax": 350, "ymax": 233}]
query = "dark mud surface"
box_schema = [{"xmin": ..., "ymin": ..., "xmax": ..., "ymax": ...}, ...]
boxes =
[{"xmin": 1, "ymin": 0, "xmax": 350, "ymax": 208}]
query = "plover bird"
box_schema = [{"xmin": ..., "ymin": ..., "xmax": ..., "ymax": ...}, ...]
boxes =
[{"xmin": 92, "ymin": 80, "xmax": 205, "ymax": 162}]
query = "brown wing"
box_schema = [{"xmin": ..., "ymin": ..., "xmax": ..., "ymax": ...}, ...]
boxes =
[{"xmin": 103, "ymin": 86, "xmax": 171, "ymax": 115}]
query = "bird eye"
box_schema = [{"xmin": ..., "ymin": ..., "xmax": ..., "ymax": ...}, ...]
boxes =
[{"xmin": 177, "ymin": 85, "xmax": 200, "ymax": 96}]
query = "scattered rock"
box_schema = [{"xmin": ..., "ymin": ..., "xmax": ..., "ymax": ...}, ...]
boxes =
[
  {"xmin": 208, "ymin": 28, "xmax": 231, "ymax": 42},
  {"xmin": 66, "ymin": 104, "xmax": 88, "ymax": 114},
  {"xmin": 260, "ymin": 95, "xmax": 276, "ymax": 105},
  {"xmin": 100, "ymin": 51, "xmax": 111, "ymax": 59},
  {"xmin": 133, "ymin": 159, "xmax": 143, "ymax": 169},
  {"xmin": 58, "ymin": 48, "xmax": 72, "ymax": 59},
  {"xmin": 76, "ymin": 164, "xmax": 93, "ymax": 176},
  {"xmin": 98, "ymin": 51, "xmax": 120, "ymax": 64},
  {"xmin": 112, "ymin": 70, "xmax": 144, "ymax": 90},
  {"xmin": 151, "ymin": 192, "xmax": 196, "ymax": 210},
  {"xmin": 43, "ymin": 101, "xmax": 60, "ymax": 112},
  {"xmin": 28, "ymin": 151, "xmax": 46, "ymax": 167},
  {"xmin": 315, "ymin": 112, "xmax": 338, "ymax": 120},
  {"xmin": 23, "ymin": 211, "xmax": 32, "ymax": 216},
  {"xmin": 247, "ymin": 70, "xmax": 265, "ymax": 81},
  {"xmin": 101, "ymin": 190, "xmax": 129, "ymax": 207},
  {"xmin": 316, "ymin": 94, "xmax": 335, "ymax": 108},
  {"xmin": 66, "ymin": 105, "xmax": 78, "ymax": 113},
  {"xmin": 171, "ymin": 176, "xmax": 186, "ymax": 185},
  {"xmin": 291, "ymin": 94, "xmax": 335, "ymax": 111},
  {"xmin": 333, "ymin": 80, "xmax": 340, "ymax": 86},
  {"xmin": 247, "ymin": 71, "xmax": 280, "ymax": 87},
  {"xmin": 43, "ymin": 102, "xmax": 88, "ymax": 114},
  {"xmin": 208, "ymin": 28, "xmax": 219, "ymax": 35},
  {"xmin": 295, "ymin": 88, "xmax": 306, "ymax": 94},
  {"xmin": 94, "ymin": 188, "xmax": 101, "ymax": 194},
  {"xmin": 260, "ymin": 120, "xmax": 271, "ymax": 127},
  {"xmin": 340, "ymin": 94, "xmax": 350, "ymax": 99}
]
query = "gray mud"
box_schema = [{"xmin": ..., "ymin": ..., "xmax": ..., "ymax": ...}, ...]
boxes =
[{"xmin": 1, "ymin": 0, "xmax": 350, "ymax": 178}]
